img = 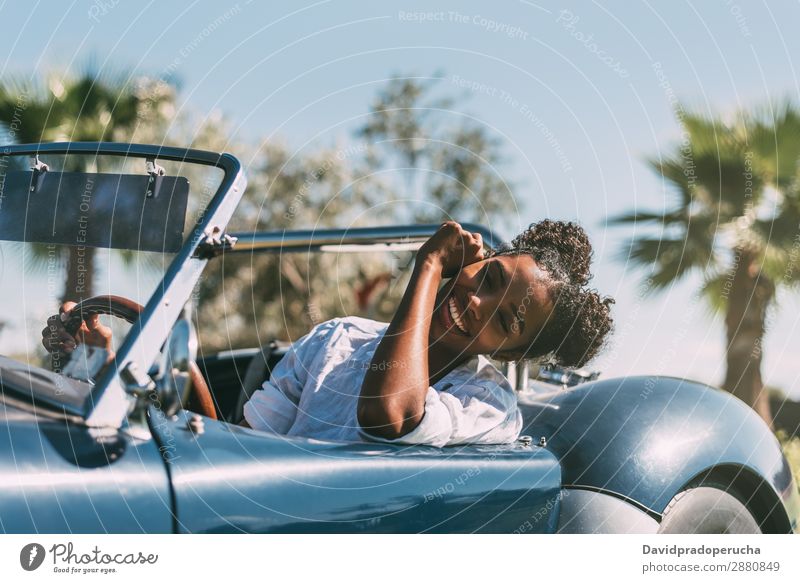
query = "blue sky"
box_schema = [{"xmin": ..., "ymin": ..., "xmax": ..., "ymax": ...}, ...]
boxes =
[{"xmin": 2, "ymin": 0, "xmax": 800, "ymax": 396}]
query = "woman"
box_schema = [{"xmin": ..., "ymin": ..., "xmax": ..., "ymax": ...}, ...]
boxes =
[
  {"xmin": 242, "ymin": 220, "xmax": 614, "ymax": 447},
  {"xmin": 43, "ymin": 220, "xmax": 614, "ymax": 448}
]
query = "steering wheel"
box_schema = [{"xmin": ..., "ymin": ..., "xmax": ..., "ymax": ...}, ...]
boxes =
[{"xmin": 63, "ymin": 295, "xmax": 217, "ymax": 420}]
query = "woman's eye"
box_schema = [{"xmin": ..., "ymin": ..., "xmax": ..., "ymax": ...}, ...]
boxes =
[
  {"xmin": 479, "ymin": 265, "xmax": 491, "ymax": 289},
  {"xmin": 483, "ymin": 264, "xmax": 495, "ymax": 288},
  {"xmin": 496, "ymin": 313, "xmax": 505, "ymax": 332}
]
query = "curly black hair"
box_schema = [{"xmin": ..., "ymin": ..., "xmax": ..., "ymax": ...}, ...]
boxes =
[{"xmin": 487, "ymin": 219, "xmax": 614, "ymax": 368}]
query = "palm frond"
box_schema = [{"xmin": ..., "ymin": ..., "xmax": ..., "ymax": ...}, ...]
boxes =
[
  {"xmin": 742, "ymin": 98, "xmax": 800, "ymax": 188},
  {"xmin": 750, "ymin": 214, "xmax": 800, "ymax": 284},
  {"xmin": 752, "ymin": 211, "xmax": 800, "ymax": 249},
  {"xmin": 679, "ymin": 108, "xmax": 738, "ymax": 155},
  {"xmin": 617, "ymin": 232, "xmax": 716, "ymax": 291},
  {"xmin": 698, "ymin": 271, "xmax": 729, "ymax": 315},
  {"xmin": 646, "ymin": 155, "xmax": 695, "ymax": 209},
  {"xmin": 606, "ymin": 209, "xmax": 686, "ymax": 226}
]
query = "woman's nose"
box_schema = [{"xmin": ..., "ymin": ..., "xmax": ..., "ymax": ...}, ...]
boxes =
[{"xmin": 466, "ymin": 291, "xmax": 482, "ymax": 321}]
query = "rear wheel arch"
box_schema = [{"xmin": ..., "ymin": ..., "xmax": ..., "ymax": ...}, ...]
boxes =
[{"xmin": 667, "ymin": 464, "xmax": 792, "ymax": 534}]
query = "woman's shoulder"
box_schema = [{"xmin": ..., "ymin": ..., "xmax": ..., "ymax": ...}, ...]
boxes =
[{"xmin": 308, "ymin": 316, "xmax": 388, "ymax": 342}]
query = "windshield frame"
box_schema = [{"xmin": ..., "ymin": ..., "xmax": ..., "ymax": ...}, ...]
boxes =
[{"xmin": 0, "ymin": 142, "xmax": 246, "ymax": 427}]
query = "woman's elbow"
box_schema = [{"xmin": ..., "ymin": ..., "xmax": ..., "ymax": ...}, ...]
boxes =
[{"xmin": 357, "ymin": 401, "xmax": 422, "ymax": 440}]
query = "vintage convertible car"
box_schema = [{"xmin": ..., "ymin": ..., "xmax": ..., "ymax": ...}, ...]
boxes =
[{"xmin": 0, "ymin": 142, "xmax": 797, "ymax": 534}]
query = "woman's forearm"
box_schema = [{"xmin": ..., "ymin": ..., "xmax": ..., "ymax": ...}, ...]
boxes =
[{"xmin": 357, "ymin": 256, "xmax": 443, "ymax": 438}]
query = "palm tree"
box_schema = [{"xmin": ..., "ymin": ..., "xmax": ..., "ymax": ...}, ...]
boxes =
[
  {"xmin": 609, "ymin": 103, "xmax": 800, "ymax": 426},
  {"xmin": 0, "ymin": 68, "xmax": 176, "ymax": 301}
]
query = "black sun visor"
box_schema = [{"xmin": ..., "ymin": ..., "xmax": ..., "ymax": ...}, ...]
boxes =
[{"xmin": 0, "ymin": 169, "xmax": 189, "ymax": 253}]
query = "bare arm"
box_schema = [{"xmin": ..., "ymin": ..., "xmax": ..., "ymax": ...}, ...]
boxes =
[
  {"xmin": 357, "ymin": 222, "xmax": 483, "ymax": 439},
  {"xmin": 357, "ymin": 257, "xmax": 442, "ymax": 438}
]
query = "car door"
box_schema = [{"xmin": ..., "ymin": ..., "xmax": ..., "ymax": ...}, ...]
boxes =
[
  {"xmin": 0, "ymin": 399, "xmax": 173, "ymax": 533},
  {"xmin": 152, "ymin": 408, "xmax": 562, "ymax": 533}
]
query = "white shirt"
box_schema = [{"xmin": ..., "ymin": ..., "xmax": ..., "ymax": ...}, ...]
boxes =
[{"xmin": 243, "ymin": 316, "xmax": 523, "ymax": 447}]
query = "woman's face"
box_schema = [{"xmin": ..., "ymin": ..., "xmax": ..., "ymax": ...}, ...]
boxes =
[{"xmin": 428, "ymin": 253, "xmax": 555, "ymax": 359}]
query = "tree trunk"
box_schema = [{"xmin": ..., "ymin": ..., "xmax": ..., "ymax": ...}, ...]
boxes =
[
  {"xmin": 722, "ymin": 248, "xmax": 774, "ymax": 427},
  {"xmin": 61, "ymin": 245, "xmax": 95, "ymax": 303}
]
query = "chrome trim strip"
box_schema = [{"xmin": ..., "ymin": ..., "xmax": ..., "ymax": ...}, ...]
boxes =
[
  {"xmin": 562, "ymin": 484, "xmax": 663, "ymax": 521},
  {"xmin": 227, "ymin": 223, "xmax": 505, "ymax": 254}
]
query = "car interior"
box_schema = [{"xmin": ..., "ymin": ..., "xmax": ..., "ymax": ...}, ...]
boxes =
[{"xmin": 195, "ymin": 340, "xmax": 290, "ymax": 425}]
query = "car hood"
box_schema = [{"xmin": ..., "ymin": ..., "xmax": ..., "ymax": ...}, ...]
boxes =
[{"xmin": 0, "ymin": 355, "xmax": 92, "ymax": 413}]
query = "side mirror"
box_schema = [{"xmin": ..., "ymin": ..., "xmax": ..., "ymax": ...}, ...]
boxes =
[{"xmin": 152, "ymin": 309, "xmax": 197, "ymax": 417}]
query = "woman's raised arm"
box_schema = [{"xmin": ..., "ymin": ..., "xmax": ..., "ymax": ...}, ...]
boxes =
[{"xmin": 357, "ymin": 222, "xmax": 483, "ymax": 439}]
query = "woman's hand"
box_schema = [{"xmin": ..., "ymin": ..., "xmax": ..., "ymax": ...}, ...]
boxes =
[
  {"xmin": 41, "ymin": 301, "xmax": 114, "ymax": 356},
  {"xmin": 417, "ymin": 221, "xmax": 485, "ymax": 278}
]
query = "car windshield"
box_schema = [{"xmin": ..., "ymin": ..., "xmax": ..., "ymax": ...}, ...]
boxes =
[{"xmin": 0, "ymin": 147, "xmax": 226, "ymax": 405}]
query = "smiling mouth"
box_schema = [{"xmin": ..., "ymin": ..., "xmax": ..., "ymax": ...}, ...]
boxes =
[{"xmin": 440, "ymin": 293, "xmax": 468, "ymax": 336}]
